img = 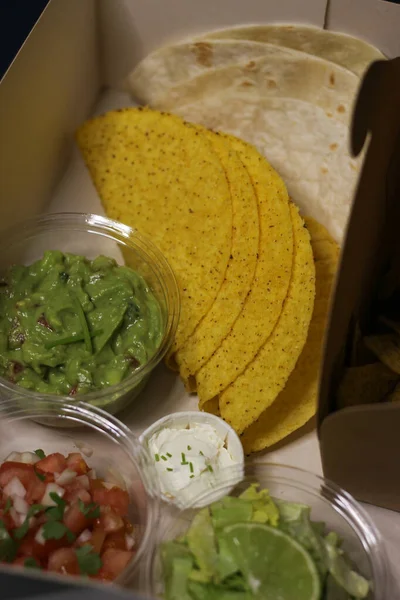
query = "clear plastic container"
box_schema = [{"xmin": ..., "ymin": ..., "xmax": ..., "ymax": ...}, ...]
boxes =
[
  {"xmin": 0, "ymin": 212, "xmax": 179, "ymax": 415},
  {"xmin": 0, "ymin": 398, "xmax": 159, "ymax": 587},
  {"xmin": 145, "ymin": 462, "xmax": 389, "ymax": 599}
]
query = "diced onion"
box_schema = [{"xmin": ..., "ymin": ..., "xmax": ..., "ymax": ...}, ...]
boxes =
[
  {"xmin": 35, "ymin": 527, "xmax": 46, "ymax": 546},
  {"xmin": 74, "ymin": 441, "xmax": 93, "ymax": 457},
  {"xmin": 4, "ymin": 477, "xmax": 26, "ymax": 499},
  {"xmin": 13, "ymin": 496, "xmax": 29, "ymax": 515},
  {"xmin": 55, "ymin": 469, "xmax": 77, "ymax": 485},
  {"xmin": 102, "ymin": 482, "xmax": 116, "ymax": 491},
  {"xmin": 20, "ymin": 452, "xmax": 39, "ymax": 465},
  {"xmin": 5, "ymin": 452, "xmax": 21, "ymax": 462},
  {"xmin": 102, "ymin": 511, "xmax": 124, "ymax": 533},
  {"xmin": 125, "ymin": 534, "xmax": 135, "ymax": 550},
  {"xmin": 77, "ymin": 529, "xmax": 92, "ymax": 544},
  {"xmin": 41, "ymin": 483, "xmax": 65, "ymax": 506},
  {"xmin": 76, "ymin": 475, "xmax": 90, "ymax": 490}
]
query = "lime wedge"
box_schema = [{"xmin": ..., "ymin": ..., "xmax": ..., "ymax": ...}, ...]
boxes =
[{"xmin": 220, "ymin": 522, "xmax": 321, "ymax": 600}]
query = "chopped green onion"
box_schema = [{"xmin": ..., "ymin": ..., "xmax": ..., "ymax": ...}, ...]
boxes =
[
  {"xmin": 189, "ymin": 462, "xmax": 194, "ymax": 474},
  {"xmin": 190, "ymin": 475, "xmax": 195, "ymax": 479},
  {"xmin": 187, "ymin": 445, "xmax": 192, "ymax": 451},
  {"xmin": 181, "ymin": 452, "xmax": 186, "ymax": 464},
  {"xmin": 166, "ymin": 452, "xmax": 172, "ymax": 458},
  {"xmin": 207, "ymin": 465, "xmax": 214, "ymax": 472},
  {"xmin": 166, "ymin": 468, "xmax": 173, "ymax": 472},
  {"xmin": 155, "ymin": 454, "xmax": 160, "ymax": 462},
  {"xmin": 199, "ymin": 450, "xmax": 204, "ymax": 456},
  {"xmin": 161, "ymin": 455, "xmax": 167, "ymax": 461},
  {"xmin": 34, "ymin": 449, "xmax": 46, "ymax": 459},
  {"xmin": 73, "ymin": 296, "xmax": 92, "ymax": 353}
]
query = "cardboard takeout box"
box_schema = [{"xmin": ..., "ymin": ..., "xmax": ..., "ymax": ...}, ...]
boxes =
[
  {"xmin": 318, "ymin": 56, "xmax": 400, "ymax": 512},
  {"xmin": 1, "ymin": 0, "xmax": 400, "ymax": 552}
]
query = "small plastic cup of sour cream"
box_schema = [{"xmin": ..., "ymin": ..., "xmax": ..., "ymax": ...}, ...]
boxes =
[{"xmin": 139, "ymin": 411, "xmax": 244, "ymax": 509}]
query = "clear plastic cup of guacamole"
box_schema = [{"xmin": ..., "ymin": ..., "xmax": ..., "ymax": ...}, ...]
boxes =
[{"xmin": 0, "ymin": 213, "xmax": 179, "ymax": 415}]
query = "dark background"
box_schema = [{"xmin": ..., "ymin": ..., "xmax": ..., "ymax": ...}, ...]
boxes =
[{"xmin": 0, "ymin": 0, "xmax": 50, "ymax": 79}]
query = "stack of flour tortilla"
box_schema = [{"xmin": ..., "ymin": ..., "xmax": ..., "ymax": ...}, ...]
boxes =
[{"xmin": 125, "ymin": 24, "xmax": 385, "ymax": 244}]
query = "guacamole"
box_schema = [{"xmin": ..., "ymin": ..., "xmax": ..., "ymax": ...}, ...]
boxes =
[{"xmin": 0, "ymin": 250, "xmax": 163, "ymax": 396}]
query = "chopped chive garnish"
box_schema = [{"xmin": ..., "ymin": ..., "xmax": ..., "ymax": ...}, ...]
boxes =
[
  {"xmin": 187, "ymin": 445, "xmax": 192, "ymax": 451},
  {"xmin": 161, "ymin": 455, "xmax": 167, "ymax": 461},
  {"xmin": 155, "ymin": 454, "xmax": 160, "ymax": 462},
  {"xmin": 166, "ymin": 468, "xmax": 173, "ymax": 472},
  {"xmin": 207, "ymin": 465, "xmax": 214, "ymax": 472},
  {"xmin": 199, "ymin": 450, "xmax": 204, "ymax": 456},
  {"xmin": 190, "ymin": 475, "xmax": 195, "ymax": 479},
  {"xmin": 181, "ymin": 452, "xmax": 186, "ymax": 464},
  {"xmin": 189, "ymin": 462, "xmax": 194, "ymax": 474},
  {"xmin": 166, "ymin": 452, "xmax": 172, "ymax": 458},
  {"xmin": 73, "ymin": 296, "xmax": 92, "ymax": 353}
]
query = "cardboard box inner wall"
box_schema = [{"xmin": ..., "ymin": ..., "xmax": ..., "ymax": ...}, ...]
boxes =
[{"xmin": 1, "ymin": 0, "xmax": 400, "ymax": 508}]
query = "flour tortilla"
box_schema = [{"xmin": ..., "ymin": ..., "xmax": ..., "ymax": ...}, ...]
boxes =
[
  {"xmin": 156, "ymin": 54, "xmax": 359, "ymax": 126},
  {"xmin": 200, "ymin": 24, "xmax": 385, "ymax": 77},
  {"xmin": 172, "ymin": 96, "xmax": 360, "ymax": 243},
  {"xmin": 125, "ymin": 40, "xmax": 320, "ymax": 106},
  {"xmin": 219, "ymin": 203, "xmax": 316, "ymax": 435}
]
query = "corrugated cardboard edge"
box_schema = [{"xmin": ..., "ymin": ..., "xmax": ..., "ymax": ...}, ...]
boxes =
[{"xmin": 318, "ymin": 57, "xmax": 400, "ymax": 511}]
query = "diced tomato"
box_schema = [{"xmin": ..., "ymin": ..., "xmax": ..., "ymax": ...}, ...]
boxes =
[
  {"xmin": 124, "ymin": 518, "xmax": 134, "ymax": 534},
  {"xmin": 102, "ymin": 530, "xmax": 127, "ymax": 552},
  {"xmin": 63, "ymin": 503, "xmax": 90, "ymax": 535},
  {"xmin": 0, "ymin": 462, "xmax": 47, "ymax": 503},
  {"xmin": 89, "ymin": 478, "xmax": 105, "ymax": 492},
  {"xmin": 88, "ymin": 527, "xmax": 106, "ymax": 554},
  {"xmin": 35, "ymin": 453, "xmax": 67, "ymax": 474},
  {"xmin": 17, "ymin": 529, "xmax": 66, "ymax": 561},
  {"xmin": 0, "ymin": 462, "xmax": 35, "ymax": 490},
  {"xmin": 63, "ymin": 479, "xmax": 92, "ymax": 504},
  {"xmin": 98, "ymin": 548, "xmax": 133, "ymax": 580},
  {"xmin": 48, "ymin": 547, "xmax": 80, "ymax": 575},
  {"xmin": 66, "ymin": 453, "xmax": 88, "ymax": 475},
  {"xmin": 92, "ymin": 487, "xmax": 129, "ymax": 517},
  {"xmin": 12, "ymin": 557, "xmax": 28, "ymax": 567}
]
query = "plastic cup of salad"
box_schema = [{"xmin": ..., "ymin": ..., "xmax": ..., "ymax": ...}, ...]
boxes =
[
  {"xmin": 0, "ymin": 398, "xmax": 159, "ymax": 586},
  {"xmin": 0, "ymin": 213, "xmax": 179, "ymax": 416},
  {"xmin": 144, "ymin": 462, "xmax": 389, "ymax": 600}
]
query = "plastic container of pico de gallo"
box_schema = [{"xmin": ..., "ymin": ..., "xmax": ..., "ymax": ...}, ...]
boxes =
[{"xmin": 0, "ymin": 399, "xmax": 159, "ymax": 588}]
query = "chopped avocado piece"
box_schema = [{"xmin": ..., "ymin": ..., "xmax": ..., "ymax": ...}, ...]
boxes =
[
  {"xmin": 324, "ymin": 535, "xmax": 370, "ymax": 598},
  {"xmin": 239, "ymin": 483, "xmax": 279, "ymax": 526},
  {"xmin": 187, "ymin": 508, "xmax": 218, "ymax": 582},
  {"xmin": 275, "ymin": 499, "xmax": 328, "ymax": 578},
  {"xmin": 161, "ymin": 542, "xmax": 193, "ymax": 600}
]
